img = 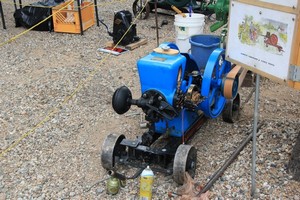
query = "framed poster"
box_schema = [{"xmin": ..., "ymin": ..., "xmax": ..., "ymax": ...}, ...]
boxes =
[{"xmin": 226, "ymin": 1, "xmax": 297, "ymax": 83}]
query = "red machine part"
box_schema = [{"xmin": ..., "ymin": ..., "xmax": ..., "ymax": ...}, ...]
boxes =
[{"xmin": 266, "ymin": 34, "xmax": 278, "ymax": 46}]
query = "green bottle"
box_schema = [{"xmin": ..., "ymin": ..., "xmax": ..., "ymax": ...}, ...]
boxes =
[{"xmin": 106, "ymin": 177, "xmax": 120, "ymax": 195}]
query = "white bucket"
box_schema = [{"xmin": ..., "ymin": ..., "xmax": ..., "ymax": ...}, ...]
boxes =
[{"xmin": 174, "ymin": 13, "xmax": 205, "ymax": 53}]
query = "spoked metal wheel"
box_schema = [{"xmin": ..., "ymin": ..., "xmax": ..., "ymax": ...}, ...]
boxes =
[
  {"xmin": 101, "ymin": 133, "xmax": 126, "ymax": 170},
  {"xmin": 173, "ymin": 144, "xmax": 197, "ymax": 184},
  {"xmin": 132, "ymin": 0, "xmax": 150, "ymax": 20},
  {"xmin": 200, "ymin": 48, "xmax": 231, "ymax": 118},
  {"xmin": 222, "ymin": 93, "xmax": 240, "ymax": 123}
]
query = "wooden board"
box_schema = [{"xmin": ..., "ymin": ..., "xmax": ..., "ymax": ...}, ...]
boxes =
[
  {"xmin": 288, "ymin": 13, "xmax": 300, "ymax": 90},
  {"xmin": 237, "ymin": 0, "xmax": 299, "ymax": 13},
  {"xmin": 153, "ymin": 47, "xmax": 179, "ymax": 55},
  {"xmin": 105, "ymin": 38, "xmax": 148, "ymax": 50},
  {"xmin": 125, "ymin": 38, "xmax": 148, "ymax": 50}
]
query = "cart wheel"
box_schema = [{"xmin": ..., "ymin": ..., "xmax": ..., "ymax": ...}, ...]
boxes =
[
  {"xmin": 222, "ymin": 93, "xmax": 240, "ymax": 123},
  {"xmin": 101, "ymin": 133, "xmax": 126, "ymax": 170},
  {"xmin": 200, "ymin": 48, "xmax": 231, "ymax": 118},
  {"xmin": 132, "ymin": 0, "xmax": 150, "ymax": 20},
  {"xmin": 173, "ymin": 144, "xmax": 197, "ymax": 185}
]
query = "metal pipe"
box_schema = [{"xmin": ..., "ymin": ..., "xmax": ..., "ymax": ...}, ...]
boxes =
[
  {"xmin": 108, "ymin": 167, "xmax": 144, "ymax": 180},
  {"xmin": 139, "ymin": 0, "xmax": 142, "ymax": 20},
  {"xmin": 108, "ymin": 170, "xmax": 126, "ymax": 180},
  {"xmin": 77, "ymin": 0, "xmax": 84, "ymax": 35},
  {"xmin": 94, "ymin": 0, "xmax": 99, "ymax": 26},
  {"xmin": 13, "ymin": 0, "xmax": 17, "ymax": 10},
  {"xmin": 154, "ymin": 0, "xmax": 159, "ymax": 46},
  {"xmin": 19, "ymin": 0, "xmax": 22, "ymax": 9},
  {"xmin": 251, "ymin": 74, "xmax": 260, "ymax": 197},
  {"xmin": 196, "ymin": 122, "xmax": 263, "ymax": 196},
  {"xmin": 0, "ymin": 1, "xmax": 6, "ymax": 29}
]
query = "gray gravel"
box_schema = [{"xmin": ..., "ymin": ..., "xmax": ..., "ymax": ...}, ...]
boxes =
[{"xmin": 0, "ymin": 0, "xmax": 300, "ymax": 199}]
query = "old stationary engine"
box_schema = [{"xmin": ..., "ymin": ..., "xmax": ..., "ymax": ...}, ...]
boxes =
[{"xmin": 101, "ymin": 43, "xmax": 240, "ymax": 184}]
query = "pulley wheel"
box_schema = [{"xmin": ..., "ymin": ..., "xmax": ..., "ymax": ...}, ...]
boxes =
[
  {"xmin": 101, "ymin": 133, "xmax": 126, "ymax": 170},
  {"xmin": 132, "ymin": 0, "xmax": 150, "ymax": 20},
  {"xmin": 173, "ymin": 144, "xmax": 197, "ymax": 185},
  {"xmin": 222, "ymin": 93, "xmax": 240, "ymax": 123},
  {"xmin": 222, "ymin": 65, "xmax": 241, "ymax": 99},
  {"xmin": 200, "ymin": 48, "xmax": 231, "ymax": 118}
]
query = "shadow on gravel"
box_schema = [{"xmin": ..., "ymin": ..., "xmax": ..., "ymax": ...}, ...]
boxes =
[{"xmin": 288, "ymin": 132, "xmax": 300, "ymax": 181}]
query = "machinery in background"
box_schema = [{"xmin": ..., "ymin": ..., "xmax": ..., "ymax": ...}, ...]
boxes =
[
  {"xmin": 100, "ymin": 10, "xmax": 140, "ymax": 46},
  {"xmin": 101, "ymin": 43, "xmax": 242, "ymax": 184},
  {"xmin": 132, "ymin": 0, "xmax": 229, "ymax": 32},
  {"xmin": 200, "ymin": 0, "xmax": 229, "ymax": 32},
  {"xmin": 132, "ymin": 0, "xmax": 200, "ymax": 20}
]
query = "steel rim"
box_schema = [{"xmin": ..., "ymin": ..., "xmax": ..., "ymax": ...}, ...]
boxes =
[
  {"xmin": 132, "ymin": 0, "xmax": 150, "ymax": 20},
  {"xmin": 173, "ymin": 144, "xmax": 197, "ymax": 184},
  {"xmin": 101, "ymin": 133, "xmax": 125, "ymax": 170}
]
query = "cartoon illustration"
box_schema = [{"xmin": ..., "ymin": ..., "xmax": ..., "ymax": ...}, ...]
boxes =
[
  {"xmin": 249, "ymin": 21, "xmax": 258, "ymax": 42},
  {"xmin": 264, "ymin": 32, "xmax": 284, "ymax": 52},
  {"xmin": 238, "ymin": 15, "xmax": 288, "ymax": 54}
]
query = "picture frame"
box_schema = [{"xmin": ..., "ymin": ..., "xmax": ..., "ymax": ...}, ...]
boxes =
[{"xmin": 226, "ymin": 0, "xmax": 300, "ymax": 90}]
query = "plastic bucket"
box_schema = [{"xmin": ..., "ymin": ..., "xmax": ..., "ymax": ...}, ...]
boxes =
[
  {"xmin": 174, "ymin": 13, "xmax": 205, "ymax": 53},
  {"xmin": 189, "ymin": 35, "xmax": 221, "ymax": 68}
]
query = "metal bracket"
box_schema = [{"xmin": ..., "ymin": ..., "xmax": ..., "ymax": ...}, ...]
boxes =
[{"xmin": 289, "ymin": 65, "xmax": 300, "ymax": 81}]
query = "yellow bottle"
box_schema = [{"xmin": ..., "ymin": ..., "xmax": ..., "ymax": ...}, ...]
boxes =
[{"xmin": 139, "ymin": 166, "xmax": 154, "ymax": 200}]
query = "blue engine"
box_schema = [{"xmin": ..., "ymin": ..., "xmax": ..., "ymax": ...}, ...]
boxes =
[{"xmin": 112, "ymin": 43, "xmax": 237, "ymax": 139}]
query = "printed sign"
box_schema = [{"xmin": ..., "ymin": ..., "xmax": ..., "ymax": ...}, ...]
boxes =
[{"xmin": 226, "ymin": 1, "xmax": 296, "ymax": 81}]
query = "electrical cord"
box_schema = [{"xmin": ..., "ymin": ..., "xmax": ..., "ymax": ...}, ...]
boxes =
[{"xmin": 98, "ymin": 19, "xmax": 113, "ymax": 36}]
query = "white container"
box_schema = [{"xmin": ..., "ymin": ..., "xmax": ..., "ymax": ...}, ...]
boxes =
[{"xmin": 174, "ymin": 13, "xmax": 205, "ymax": 53}]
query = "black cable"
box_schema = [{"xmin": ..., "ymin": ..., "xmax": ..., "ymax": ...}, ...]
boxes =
[{"xmin": 98, "ymin": 19, "xmax": 113, "ymax": 36}]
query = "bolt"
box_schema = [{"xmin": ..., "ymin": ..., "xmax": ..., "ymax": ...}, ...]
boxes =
[{"xmin": 190, "ymin": 161, "xmax": 195, "ymax": 170}]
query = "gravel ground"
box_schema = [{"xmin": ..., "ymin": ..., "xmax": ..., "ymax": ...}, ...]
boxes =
[{"xmin": 0, "ymin": 0, "xmax": 300, "ymax": 199}]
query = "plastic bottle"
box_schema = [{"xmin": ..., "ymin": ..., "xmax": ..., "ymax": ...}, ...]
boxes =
[{"xmin": 139, "ymin": 166, "xmax": 154, "ymax": 200}]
